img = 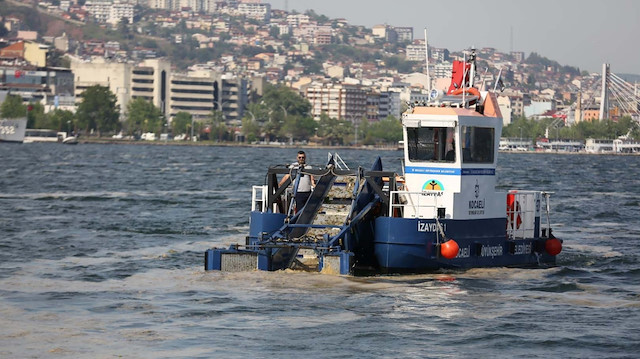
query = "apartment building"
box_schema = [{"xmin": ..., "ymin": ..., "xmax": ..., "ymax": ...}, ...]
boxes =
[
  {"xmin": 84, "ymin": 0, "xmax": 111, "ymax": 23},
  {"xmin": 394, "ymin": 27, "xmax": 413, "ymax": 43},
  {"xmin": 84, "ymin": 0, "xmax": 134, "ymax": 24},
  {"xmin": 108, "ymin": 1, "xmax": 134, "ymax": 25},
  {"xmin": 430, "ymin": 48, "xmax": 450, "ymax": 62},
  {"xmin": 405, "ymin": 41, "xmax": 426, "ymax": 62},
  {"xmin": 304, "ymin": 82, "xmax": 367, "ymax": 122},
  {"xmin": 237, "ymin": 3, "xmax": 271, "ymax": 22},
  {"xmin": 286, "ymin": 14, "xmax": 309, "ymax": 27},
  {"xmin": 432, "ymin": 62, "xmax": 453, "ymax": 79}
]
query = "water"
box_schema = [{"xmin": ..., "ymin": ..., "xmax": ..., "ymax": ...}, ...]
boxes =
[{"xmin": 1, "ymin": 143, "xmax": 639, "ymax": 358}]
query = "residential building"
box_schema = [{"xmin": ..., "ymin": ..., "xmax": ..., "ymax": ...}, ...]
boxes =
[
  {"xmin": 432, "ymin": 62, "xmax": 452, "ymax": 79},
  {"xmin": 108, "ymin": 1, "xmax": 134, "ymax": 25},
  {"xmin": 405, "ymin": 41, "xmax": 426, "ymax": 62},
  {"xmin": 237, "ymin": 2, "xmax": 271, "ymax": 22},
  {"xmin": 524, "ymin": 100, "xmax": 554, "ymax": 118},
  {"xmin": 510, "ymin": 51, "xmax": 525, "ymax": 62},
  {"xmin": 497, "ymin": 95, "xmax": 512, "ymax": 125},
  {"xmin": 394, "ymin": 27, "xmax": 413, "ymax": 42},
  {"xmin": 372, "ymin": 25, "xmax": 387, "ymax": 38},
  {"xmin": 84, "ymin": 0, "xmax": 112, "ymax": 23},
  {"xmin": 304, "ymin": 82, "xmax": 367, "ymax": 122},
  {"xmin": 286, "ymin": 14, "xmax": 309, "ymax": 27},
  {"xmin": 430, "ymin": 48, "xmax": 450, "ymax": 63}
]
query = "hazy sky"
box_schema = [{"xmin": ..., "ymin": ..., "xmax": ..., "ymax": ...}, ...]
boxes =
[{"xmin": 273, "ymin": 0, "xmax": 640, "ymax": 75}]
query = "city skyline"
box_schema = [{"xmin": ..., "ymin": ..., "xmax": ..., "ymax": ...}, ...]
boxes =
[{"xmin": 276, "ymin": 0, "xmax": 640, "ymax": 75}]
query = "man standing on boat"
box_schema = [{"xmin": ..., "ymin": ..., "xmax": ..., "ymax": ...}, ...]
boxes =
[{"xmin": 279, "ymin": 151, "xmax": 315, "ymax": 212}]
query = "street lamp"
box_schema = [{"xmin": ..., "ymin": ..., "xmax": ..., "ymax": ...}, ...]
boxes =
[{"xmin": 519, "ymin": 127, "xmax": 523, "ymax": 140}]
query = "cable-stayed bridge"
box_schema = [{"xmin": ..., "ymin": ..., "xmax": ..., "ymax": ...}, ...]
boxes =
[{"xmin": 599, "ymin": 64, "xmax": 640, "ymax": 121}]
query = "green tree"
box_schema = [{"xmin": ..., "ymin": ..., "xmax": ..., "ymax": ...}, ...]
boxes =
[
  {"xmin": 241, "ymin": 115, "xmax": 260, "ymax": 143},
  {"xmin": 207, "ymin": 110, "xmax": 228, "ymax": 142},
  {"xmin": 366, "ymin": 116, "xmax": 402, "ymax": 144},
  {"xmin": 28, "ymin": 103, "xmax": 47, "ymax": 129},
  {"xmin": 171, "ymin": 111, "xmax": 192, "ymax": 135},
  {"xmin": 125, "ymin": 97, "xmax": 163, "ymax": 135},
  {"xmin": 46, "ymin": 109, "xmax": 76, "ymax": 133},
  {"xmin": 76, "ymin": 85, "xmax": 120, "ymax": 135},
  {"xmin": 0, "ymin": 94, "xmax": 26, "ymax": 119},
  {"xmin": 117, "ymin": 17, "xmax": 132, "ymax": 40},
  {"xmin": 269, "ymin": 26, "xmax": 279, "ymax": 39},
  {"xmin": 316, "ymin": 114, "xmax": 353, "ymax": 145}
]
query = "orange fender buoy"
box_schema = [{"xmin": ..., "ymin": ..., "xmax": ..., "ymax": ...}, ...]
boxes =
[
  {"xmin": 545, "ymin": 237, "xmax": 562, "ymax": 256},
  {"xmin": 451, "ymin": 87, "xmax": 482, "ymax": 99},
  {"xmin": 440, "ymin": 239, "xmax": 459, "ymax": 259}
]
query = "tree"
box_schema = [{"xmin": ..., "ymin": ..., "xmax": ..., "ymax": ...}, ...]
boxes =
[
  {"xmin": 46, "ymin": 109, "xmax": 76, "ymax": 133},
  {"xmin": 241, "ymin": 115, "xmax": 260, "ymax": 143},
  {"xmin": 28, "ymin": 103, "xmax": 47, "ymax": 129},
  {"xmin": 207, "ymin": 110, "xmax": 228, "ymax": 142},
  {"xmin": 125, "ymin": 97, "xmax": 163, "ymax": 135},
  {"xmin": 0, "ymin": 94, "xmax": 26, "ymax": 119},
  {"xmin": 76, "ymin": 85, "xmax": 120, "ymax": 135},
  {"xmin": 269, "ymin": 26, "xmax": 279, "ymax": 39},
  {"xmin": 117, "ymin": 17, "xmax": 132, "ymax": 40},
  {"xmin": 366, "ymin": 116, "xmax": 402, "ymax": 144},
  {"xmin": 171, "ymin": 111, "xmax": 192, "ymax": 135}
]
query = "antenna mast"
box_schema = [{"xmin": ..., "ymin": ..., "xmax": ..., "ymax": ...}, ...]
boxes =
[{"xmin": 424, "ymin": 28, "xmax": 431, "ymax": 94}]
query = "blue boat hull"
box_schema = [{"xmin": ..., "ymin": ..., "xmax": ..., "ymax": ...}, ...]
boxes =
[{"xmin": 374, "ymin": 217, "xmax": 554, "ymax": 272}]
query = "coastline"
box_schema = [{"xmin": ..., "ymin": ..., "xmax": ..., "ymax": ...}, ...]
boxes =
[
  {"xmin": 70, "ymin": 137, "xmax": 640, "ymax": 156},
  {"xmin": 74, "ymin": 137, "xmax": 402, "ymax": 151}
]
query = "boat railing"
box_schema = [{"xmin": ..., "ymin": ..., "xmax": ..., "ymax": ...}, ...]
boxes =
[
  {"xmin": 252, "ymin": 185, "xmax": 269, "ymax": 212},
  {"xmin": 389, "ymin": 190, "xmax": 440, "ymax": 218},
  {"xmin": 507, "ymin": 190, "xmax": 547, "ymax": 239}
]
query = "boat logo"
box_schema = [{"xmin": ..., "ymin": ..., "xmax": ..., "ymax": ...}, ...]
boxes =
[
  {"xmin": 475, "ymin": 179, "xmax": 480, "ymax": 198},
  {"xmin": 423, "ymin": 179, "xmax": 444, "ymax": 191}
]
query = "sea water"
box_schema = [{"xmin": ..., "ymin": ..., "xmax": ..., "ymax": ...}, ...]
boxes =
[{"xmin": 0, "ymin": 143, "xmax": 638, "ymax": 358}]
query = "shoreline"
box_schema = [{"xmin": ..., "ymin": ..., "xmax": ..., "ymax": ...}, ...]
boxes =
[{"xmin": 14, "ymin": 137, "xmax": 639, "ymax": 156}]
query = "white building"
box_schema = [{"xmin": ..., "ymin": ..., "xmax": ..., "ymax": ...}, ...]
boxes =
[
  {"xmin": 237, "ymin": 3, "xmax": 271, "ymax": 22},
  {"xmin": 405, "ymin": 41, "xmax": 426, "ymax": 62},
  {"xmin": 84, "ymin": 0, "xmax": 112, "ymax": 23},
  {"xmin": 433, "ymin": 62, "xmax": 453, "ymax": 79},
  {"xmin": 286, "ymin": 14, "xmax": 309, "ymax": 27},
  {"xmin": 108, "ymin": 1, "xmax": 134, "ymax": 25}
]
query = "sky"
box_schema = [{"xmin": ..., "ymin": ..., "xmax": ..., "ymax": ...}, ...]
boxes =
[{"xmin": 274, "ymin": 0, "xmax": 640, "ymax": 75}]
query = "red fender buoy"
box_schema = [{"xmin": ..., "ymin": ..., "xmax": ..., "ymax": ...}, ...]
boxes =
[
  {"xmin": 440, "ymin": 239, "xmax": 459, "ymax": 259},
  {"xmin": 545, "ymin": 237, "xmax": 562, "ymax": 256}
]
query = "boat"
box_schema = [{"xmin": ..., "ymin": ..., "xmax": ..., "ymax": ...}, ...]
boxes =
[
  {"xmin": 62, "ymin": 135, "xmax": 79, "ymax": 145},
  {"xmin": 204, "ymin": 49, "xmax": 562, "ymax": 275},
  {"xmin": 0, "ymin": 118, "xmax": 27, "ymax": 143}
]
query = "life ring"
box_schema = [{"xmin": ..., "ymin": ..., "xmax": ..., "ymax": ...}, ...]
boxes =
[
  {"xmin": 451, "ymin": 87, "xmax": 482, "ymax": 99},
  {"xmin": 507, "ymin": 192, "xmax": 522, "ymax": 229}
]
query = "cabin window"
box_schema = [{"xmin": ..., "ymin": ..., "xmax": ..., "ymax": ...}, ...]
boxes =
[
  {"xmin": 407, "ymin": 127, "xmax": 455, "ymax": 162},
  {"xmin": 461, "ymin": 126, "xmax": 495, "ymax": 163}
]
